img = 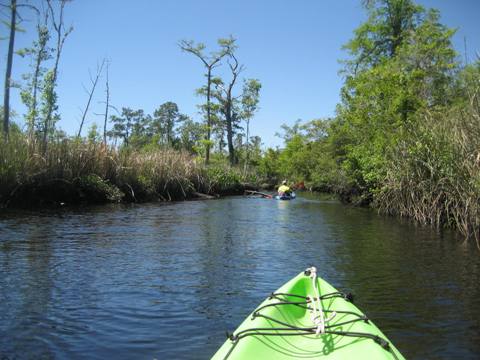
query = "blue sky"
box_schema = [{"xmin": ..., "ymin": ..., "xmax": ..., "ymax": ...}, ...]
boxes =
[{"xmin": 1, "ymin": 0, "xmax": 479, "ymax": 148}]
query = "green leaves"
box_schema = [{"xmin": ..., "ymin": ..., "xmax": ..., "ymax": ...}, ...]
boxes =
[
  {"xmin": 335, "ymin": 0, "xmax": 459, "ymax": 193},
  {"xmin": 240, "ymin": 79, "xmax": 261, "ymax": 120},
  {"xmin": 266, "ymin": 0, "xmax": 472, "ymax": 217},
  {"xmin": 181, "ymin": 36, "xmax": 261, "ymax": 165},
  {"xmin": 342, "ymin": 0, "xmax": 424, "ymax": 74},
  {"xmin": 152, "ymin": 101, "xmax": 185, "ymax": 146},
  {"xmin": 109, "ymin": 107, "xmax": 146, "ymax": 146}
]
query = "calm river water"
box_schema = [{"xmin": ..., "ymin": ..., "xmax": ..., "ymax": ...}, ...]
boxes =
[{"xmin": 1, "ymin": 194, "xmax": 479, "ymax": 359}]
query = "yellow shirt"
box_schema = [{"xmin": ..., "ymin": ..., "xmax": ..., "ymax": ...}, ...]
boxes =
[{"xmin": 278, "ymin": 185, "xmax": 291, "ymax": 194}]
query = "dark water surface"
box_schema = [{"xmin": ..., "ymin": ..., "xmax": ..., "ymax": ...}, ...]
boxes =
[{"xmin": 1, "ymin": 194, "xmax": 479, "ymax": 359}]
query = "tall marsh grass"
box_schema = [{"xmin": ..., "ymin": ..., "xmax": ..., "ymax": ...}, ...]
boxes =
[
  {"xmin": 376, "ymin": 94, "xmax": 480, "ymax": 247},
  {"xmin": 0, "ymin": 134, "xmax": 246, "ymax": 207}
]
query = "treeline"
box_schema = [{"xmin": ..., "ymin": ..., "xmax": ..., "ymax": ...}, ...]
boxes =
[
  {"xmin": 0, "ymin": 0, "xmax": 263, "ymax": 207},
  {"xmin": 2, "ymin": 0, "xmax": 261, "ymax": 165},
  {"xmin": 266, "ymin": 0, "xmax": 480, "ymax": 246}
]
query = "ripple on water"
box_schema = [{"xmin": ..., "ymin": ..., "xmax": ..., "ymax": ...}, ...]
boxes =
[{"xmin": 0, "ymin": 197, "xmax": 479, "ymax": 359}]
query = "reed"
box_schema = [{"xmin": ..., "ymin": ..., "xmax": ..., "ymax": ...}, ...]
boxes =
[
  {"xmin": 0, "ymin": 134, "xmax": 247, "ymax": 207},
  {"xmin": 375, "ymin": 94, "xmax": 480, "ymax": 247}
]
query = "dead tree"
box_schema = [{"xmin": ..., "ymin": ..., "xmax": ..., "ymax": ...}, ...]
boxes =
[
  {"xmin": 77, "ymin": 59, "xmax": 105, "ymax": 137},
  {"xmin": 103, "ymin": 60, "xmax": 110, "ymax": 145},
  {"xmin": 179, "ymin": 37, "xmax": 235, "ymax": 164},
  {"xmin": 213, "ymin": 53, "xmax": 244, "ymax": 165},
  {"xmin": 93, "ymin": 60, "xmax": 117, "ymax": 145}
]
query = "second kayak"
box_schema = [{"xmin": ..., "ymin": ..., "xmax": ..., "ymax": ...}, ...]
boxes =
[{"xmin": 275, "ymin": 192, "xmax": 296, "ymax": 200}]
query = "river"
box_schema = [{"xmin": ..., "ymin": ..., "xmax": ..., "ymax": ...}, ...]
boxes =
[{"xmin": 1, "ymin": 194, "xmax": 479, "ymax": 359}]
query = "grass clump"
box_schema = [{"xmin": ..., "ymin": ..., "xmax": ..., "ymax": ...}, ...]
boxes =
[
  {"xmin": 376, "ymin": 99, "xmax": 480, "ymax": 247},
  {"xmin": 0, "ymin": 133, "xmax": 252, "ymax": 208}
]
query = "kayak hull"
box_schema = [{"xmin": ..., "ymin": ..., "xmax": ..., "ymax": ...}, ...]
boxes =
[
  {"xmin": 275, "ymin": 192, "xmax": 296, "ymax": 200},
  {"xmin": 211, "ymin": 270, "xmax": 404, "ymax": 359}
]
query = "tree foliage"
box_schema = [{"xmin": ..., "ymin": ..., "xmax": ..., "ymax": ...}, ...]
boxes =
[
  {"xmin": 267, "ymin": 0, "xmax": 480, "ymax": 243},
  {"xmin": 152, "ymin": 101, "xmax": 185, "ymax": 146}
]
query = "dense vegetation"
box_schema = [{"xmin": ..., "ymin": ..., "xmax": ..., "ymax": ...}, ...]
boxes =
[
  {"xmin": 264, "ymin": 0, "xmax": 480, "ymax": 246},
  {"xmin": 0, "ymin": 130, "xmax": 254, "ymax": 207}
]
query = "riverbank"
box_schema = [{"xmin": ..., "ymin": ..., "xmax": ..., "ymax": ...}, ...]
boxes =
[{"xmin": 0, "ymin": 134, "xmax": 258, "ymax": 208}]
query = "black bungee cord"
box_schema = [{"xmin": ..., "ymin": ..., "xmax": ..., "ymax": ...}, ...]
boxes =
[{"xmin": 221, "ymin": 291, "xmax": 400, "ymax": 360}]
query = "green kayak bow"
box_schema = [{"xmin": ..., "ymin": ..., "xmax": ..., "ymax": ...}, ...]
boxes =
[{"xmin": 212, "ymin": 267, "xmax": 405, "ymax": 359}]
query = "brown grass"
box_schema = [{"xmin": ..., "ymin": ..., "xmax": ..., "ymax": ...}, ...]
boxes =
[{"xmin": 0, "ymin": 135, "xmax": 245, "ymax": 207}]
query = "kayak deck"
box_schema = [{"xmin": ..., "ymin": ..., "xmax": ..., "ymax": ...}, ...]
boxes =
[{"xmin": 212, "ymin": 269, "xmax": 404, "ymax": 359}]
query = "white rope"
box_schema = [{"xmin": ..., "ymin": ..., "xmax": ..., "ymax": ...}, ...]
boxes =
[{"xmin": 306, "ymin": 266, "xmax": 336, "ymax": 335}]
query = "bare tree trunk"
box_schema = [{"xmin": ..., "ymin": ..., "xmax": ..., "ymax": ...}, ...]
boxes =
[
  {"xmin": 103, "ymin": 61, "xmax": 110, "ymax": 145},
  {"xmin": 77, "ymin": 59, "xmax": 105, "ymax": 137},
  {"xmin": 225, "ymin": 103, "xmax": 235, "ymax": 165},
  {"xmin": 3, "ymin": 0, "xmax": 17, "ymax": 139},
  {"xmin": 43, "ymin": 0, "xmax": 72, "ymax": 152},
  {"xmin": 30, "ymin": 42, "xmax": 42, "ymax": 138},
  {"xmin": 205, "ymin": 67, "xmax": 212, "ymax": 164},
  {"xmin": 244, "ymin": 118, "xmax": 250, "ymax": 174},
  {"xmin": 224, "ymin": 55, "xmax": 242, "ymax": 166}
]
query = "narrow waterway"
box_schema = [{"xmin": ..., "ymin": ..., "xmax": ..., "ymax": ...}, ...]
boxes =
[{"xmin": 1, "ymin": 194, "xmax": 479, "ymax": 359}]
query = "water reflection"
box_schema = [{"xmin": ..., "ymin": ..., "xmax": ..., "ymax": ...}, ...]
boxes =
[{"xmin": 0, "ymin": 196, "xmax": 479, "ymax": 359}]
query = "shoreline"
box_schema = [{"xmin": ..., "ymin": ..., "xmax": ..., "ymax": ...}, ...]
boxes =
[{"xmin": 0, "ymin": 182, "xmax": 259, "ymax": 210}]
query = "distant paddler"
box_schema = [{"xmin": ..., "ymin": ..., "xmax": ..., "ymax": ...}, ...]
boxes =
[{"xmin": 277, "ymin": 180, "xmax": 292, "ymax": 197}]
